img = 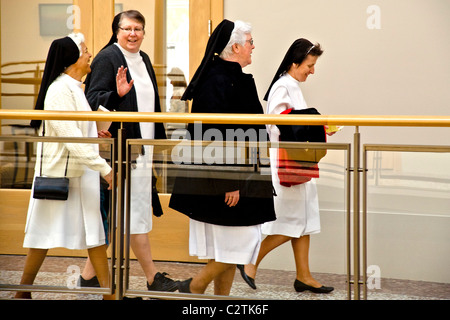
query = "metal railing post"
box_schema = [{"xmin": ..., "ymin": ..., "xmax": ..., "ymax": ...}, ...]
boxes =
[
  {"xmin": 115, "ymin": 127, "xmax": 125, "ymax": 300},
  {"xmin": 353, "ymin": 126, "xmax": 361, "ymax": 300}
]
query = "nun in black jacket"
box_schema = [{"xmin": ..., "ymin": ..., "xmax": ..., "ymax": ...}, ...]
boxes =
[
  {"xmin": 171, "ymin": 19, "xmax": 275, "ymax": 296},
  {"xmin": 82, "ymin": 10, "xmax": 177, "ymax": 293}
]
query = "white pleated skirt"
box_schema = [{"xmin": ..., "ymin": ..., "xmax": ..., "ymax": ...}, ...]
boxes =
[
  {"xmin": 189, "ymin": 220, "xmax": 262, "ymax": 265},
  {"xmin": 23, "ymin": 169, "xmax": 105, "ymax": 250}
]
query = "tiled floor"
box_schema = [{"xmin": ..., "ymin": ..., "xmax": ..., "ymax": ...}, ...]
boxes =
[{"xmin": 0, "ymin": 255, "xmax": 449, "ymax": 300}]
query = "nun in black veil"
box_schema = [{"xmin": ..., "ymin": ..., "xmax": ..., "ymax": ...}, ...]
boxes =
[
  {"xmin": 16, "ymin": 33, "xmax": 114, "ymax": 300},
  {"xmin": 81, "ymin": 10, "xmax": 177, "ymax": 293},
  {"xmin": 238, "ymin": 38, "xmax": 336, "ymax": 294},
  {"xmin": 171, "ymin": 19, "xmax": 275, "ymax": 296}
]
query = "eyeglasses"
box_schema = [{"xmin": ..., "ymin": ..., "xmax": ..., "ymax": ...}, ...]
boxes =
[
  {"xmin": 119, "ymin": 27, "xmax": 144, "ymax": 34},
  {"xmin": 246, "ymin": 38, "xmax": 254, "ymax": 46}
]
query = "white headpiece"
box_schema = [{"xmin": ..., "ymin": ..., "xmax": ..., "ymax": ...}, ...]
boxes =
[{"xmin": 67, "ymin": 32, "xmax": 85, "ymax": 56}]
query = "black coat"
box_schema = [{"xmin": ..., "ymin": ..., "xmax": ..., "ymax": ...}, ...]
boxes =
[
  {"xmin": 169, "ymin": 58, "xmax": 276, "ymax": 226},
  {"xmin": 84, "ymin": 45, "xmax": 166, "ymax": 140},
  {"xmin": 84, "ymin": 45, "xmax": 166, "ymax": 217}
]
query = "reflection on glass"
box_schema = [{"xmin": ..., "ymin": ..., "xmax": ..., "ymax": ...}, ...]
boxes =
[
  {"xmin": 365, "ymin": 150, "xmax": 450, "ymax": 299},
  {"xmin": 123, "ymin": 140, "xmax": 348, "ymax": 300},
  {"xmin": 366, "ymin": 151, "xmax": 450, "ymax": 215}
]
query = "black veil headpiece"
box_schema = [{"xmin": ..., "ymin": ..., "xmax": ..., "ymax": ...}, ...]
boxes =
[
  {"xmin": 263, "ymin": 38, "xmax": 314, "ymax": 101},
  {"xmin": 181, "ymin": 19, "xmax": 234, "ymax": 101},
  {"xmin": 101, "ymin": 12, "xmax": 123, "ymax": 51},
  {"xmin": 31, "ymin": 37, "xmax": 80, "ymax": 128}
]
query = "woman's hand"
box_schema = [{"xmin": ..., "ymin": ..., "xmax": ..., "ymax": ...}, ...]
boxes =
[
  {"xmin": 225, "ymin": 190, "xmax": 240, "ymax": 207},
  {"xmin": 324, "ymin": 125, "xmax": 342, "ymax": 136},
  {"xmin": 116, "ymin": 66, "xmax": 134, "ymax": 98},
  {"xmin": 98, "ymin": 130, "xmax": 112, "ymax": 138},
  {"xmin": 104, "ymin": 170, "xmax": 113, "ymax": 190}
]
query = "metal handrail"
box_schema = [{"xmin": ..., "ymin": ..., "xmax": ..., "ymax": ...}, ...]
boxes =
[{"xmin": 1, "ymin": 109, "xmax": 450, "ymax": 127}]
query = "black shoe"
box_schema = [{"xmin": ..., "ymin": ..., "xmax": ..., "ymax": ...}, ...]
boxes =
[
  {"xmin": 178, "ymin": 278, "xmax": 193, "ymax": 293},
  {"xmin": 147, "ymin": 272, "xmax": 178, "ymax": 292},
  {"xmin": 78, "ymin": 275, "xmax": 100, "ymax": 288},
  {"xmin": 237, "ymin": 265, "xmax": 257, "ymax": 290},
  {"xmin": 123, "ymin": 296, "xmax": 143, "ymax": 300},
  {"xmin": 294, "ymin": 279, "xmax": 334, "ymax": 294}
]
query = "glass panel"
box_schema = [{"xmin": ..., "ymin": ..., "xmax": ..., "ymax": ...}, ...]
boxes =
[
  {"xmin": 0, "ymin": 126, "xmax": 38, "ymax": 189},
  {"xmin": 0, "ymin": 136, "xmax": 114, "ymax": 299},
  {"xmin": 365, "ymin": 149, "xmax": 450, "ymax": 299},
  {"xmin": 125, "ymin": 139, "xmax": 349, "ymax": 300}
]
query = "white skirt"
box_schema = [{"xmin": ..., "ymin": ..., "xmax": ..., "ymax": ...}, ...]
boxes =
[
  {"xmin": 261, "ymin": 148, "xmax": 321, "ymax": 238},
  {"xmin": 128, "ymin": 146, "xmax": 153, "ymax": 234},
  {"xmin": 189, "ymin": 220, "xmax": 262, "ymax": 265},
  {"xmin": 23, "ymin": 169, "xmax": 105, "ymax": 250}
]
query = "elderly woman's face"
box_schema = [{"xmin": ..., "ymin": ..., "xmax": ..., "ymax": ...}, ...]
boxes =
[
  {"xmin": 74, "ymin": 42, "xmax": 92, "ymax": 76},
  {"xmin": 117, "ymin": 17, "xmax": 145, "ymax": 53},
  {"xmin": 289, "ymin": 54, "xmax": 318, "ymax": 82},
  {"xmin": 234, "ymin": 34, "xmax": 255, "ymax": 68}
]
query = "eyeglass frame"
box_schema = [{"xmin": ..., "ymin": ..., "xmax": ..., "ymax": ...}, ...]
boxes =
[{"xmin": 119, "ymin": 27, "xmax": 145, "ymax": 34}]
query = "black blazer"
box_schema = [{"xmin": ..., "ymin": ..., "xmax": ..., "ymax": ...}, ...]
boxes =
[
  {"xmin": 84, "ymin": 45, "xmax": 166, "ymax": 217},
  {"xmin": 84, "ymin": 44, "xmax": 166, "ymax": 140}
]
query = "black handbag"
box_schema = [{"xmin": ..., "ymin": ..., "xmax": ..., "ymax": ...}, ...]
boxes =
[
  {"xmin": 33, "ymin": 122, "xmax": 70, "ymax": 201},
  {"xmin": 33, "ymin": 176, "xmax": 69, "ymax": 200}
]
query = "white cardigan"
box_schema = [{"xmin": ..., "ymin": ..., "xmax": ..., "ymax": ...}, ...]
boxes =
[{"xmin": 39, "ymin": 74, "xmax": 111, "ymax": 178}]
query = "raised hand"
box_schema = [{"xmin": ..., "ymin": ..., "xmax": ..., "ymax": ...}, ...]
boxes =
[{"xmin": 116, "ymin": 66, "xmax": 134, "ymax": 98}]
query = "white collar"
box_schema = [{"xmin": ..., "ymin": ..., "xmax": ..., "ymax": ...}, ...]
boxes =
[
  {"xmin": 60, "ymin": 73, "xmax": 83, "ymax": 88},
  {"xmin": 284, "ymin": 72, "xmax": 301, "ymax": 86},
  {"xmin": 114, "ymin": 42, "xmax": 141, "ymax": 58}
]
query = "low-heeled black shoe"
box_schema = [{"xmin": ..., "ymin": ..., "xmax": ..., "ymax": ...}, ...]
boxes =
[
  {"xmin": 237, "ymin": 265, "xmax": 257, "ymax": 290},
  {"xmin": 147, "ymin": 272, "xmax": 179, "ymax": 292},
  {"xmin": 178, "ymin": 278, "xmax": 193, "ymax": 293},
  {"xmin": 78, "ymin": 275, "xmax": 100, "ymax": 288},
  {"xmin": 294, "ymin": 279, "xmax": 334, "ymax": 294}
]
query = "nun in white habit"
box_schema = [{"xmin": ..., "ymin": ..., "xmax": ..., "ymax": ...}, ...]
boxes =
[
  {"xmin": 16, "ymin": 33, "xmax": 114, "ymax": 300},
  {"xmin": 238, "ymin": 38, "xmax": 335, "ymax": 294}
]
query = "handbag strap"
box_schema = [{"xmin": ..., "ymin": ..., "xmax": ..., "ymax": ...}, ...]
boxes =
[{"xmin": 39, "ymin": 121, "xmax": 70, "ymax": 177}]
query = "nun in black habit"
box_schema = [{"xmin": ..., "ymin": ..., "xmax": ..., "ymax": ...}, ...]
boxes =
[
  {"xmin": 170, "ymin": 19, "xmax": 275, "ymax": 296},
  {"xmin": 81, "ymin": 10, "xmax": 178, "ymax": 292}
]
